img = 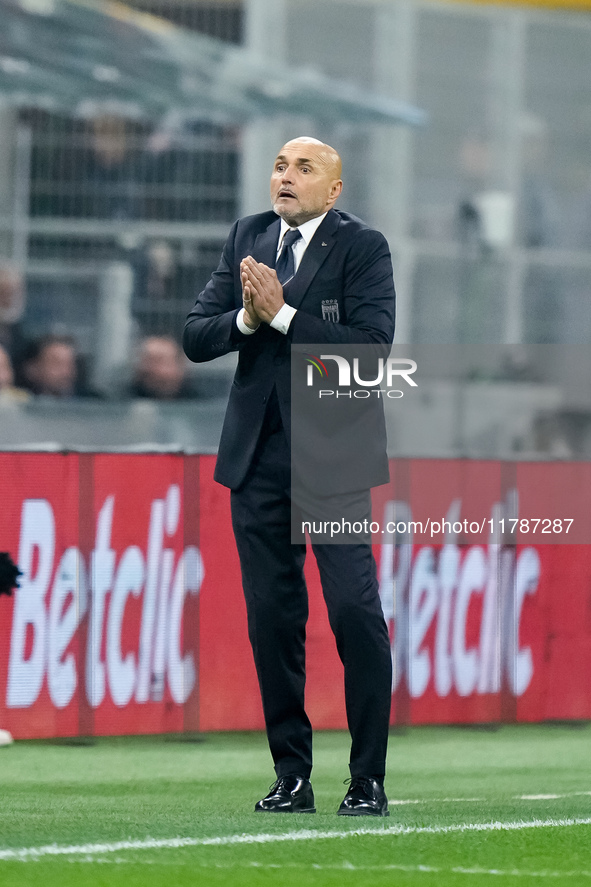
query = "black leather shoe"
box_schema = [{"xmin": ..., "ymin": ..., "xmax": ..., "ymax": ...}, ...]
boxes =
[
  {"xmin": 337, "ymin": 776, "xmax": 389, "ymax": 816},
  {"xmin": 255, "ymin": 775, "xmax": 316, "ymax": 813}
]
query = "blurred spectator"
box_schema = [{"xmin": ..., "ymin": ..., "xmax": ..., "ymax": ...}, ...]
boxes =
[
  {"xmin": 84, "ymin": 114, "xmax": 139, "ymax": 221},
  {"xmin": 83, "ymin": 115, "xmax": 184, "ymax": 224},
  {"xmin": 18, "ymin": 334, "xmax": 99, "ymax": 398},
  {"xmin": 131, "ymin": 239, "xmax": 201, "ymax": 336},
  {"xmin": 0, "ymin": 344, "xmax": 29, "ymax": 402},
  {"xmin": 0, "ymin": 345, "xmax": 12, "ymax": 390},
  {"xmin": 455, "ymin": 130, "xmax": 501, "ymax": 342},
  {"xmin": 130, "ymin": 335, "xmax": 198, "ymax": 400},
  {"xmin": 457, "ymin": 130, "xmax": 494, "ymax": 250},
  {"xmin": 564, "ymin": 108, "xmax": 591, "ymax": 251},
  {"xmin": 455, "ymin": 121, "xmax": 562, "ymax": 343},
  {"xmin": 515, "ymin": 115, "xmax": 563, "ymax": 342},
  {"xmin": 134, "ymin": 239, "xmax": 177, "ymax": 307},
  {"xmin": 517, "ymin": 114, "xmax": 560, "ymax": 249},
  {"xmin": 0, "ymin": 262, "xmax": 27, "ymax": 365},
  {"xmin": 457, "ymin": 119, "xmax": 560, "ymax": 250}
]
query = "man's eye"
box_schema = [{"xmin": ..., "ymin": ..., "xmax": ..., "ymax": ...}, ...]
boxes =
[{"xmin": 301, "ymin": 167, "xmax": 310, "ymax": 173}]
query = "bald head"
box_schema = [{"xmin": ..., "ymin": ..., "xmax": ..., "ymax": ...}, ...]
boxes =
[
  {"xmin": 281, "ymin": 137, "xmax": 342, "ymax": 178},
  {"xmin": 270, "ymin": 136, "xmax": 343, "ymax": 226}
]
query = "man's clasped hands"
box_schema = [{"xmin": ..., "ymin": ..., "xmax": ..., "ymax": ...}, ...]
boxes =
[{"xmin": 240, "ymin": 256, "xmax": 285, "ymax": 330}]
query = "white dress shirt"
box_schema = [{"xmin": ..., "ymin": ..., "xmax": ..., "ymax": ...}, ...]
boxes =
[{"xmin": 236, "ymin": 213, "xmax": 328, "ymax": 336}]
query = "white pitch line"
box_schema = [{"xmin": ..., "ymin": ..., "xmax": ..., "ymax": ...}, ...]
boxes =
[
  {"xmin": 73, "ymin": 860, "xmax": 591, "ymax": 878},
  {"xmin": 519, "ymin": 793, "xmax": 591, "ymax": 801},
  {"xmin": 389, "ymin": 797, "xmax": 484, "ymax": 805},
  {"xmin": 387, "ymin": 791, "xmax": 591, "ymax": 805},
  {"xmin": 520, "ymin": 795, "xmax": 562, "ymax": 800},
  {"xmin": 2, "ymin": 817, "xmax": 591, "ymax": 862},
  {"xmin": 225, "ymin": 861, "xmax": 591, "ymax": 878}
]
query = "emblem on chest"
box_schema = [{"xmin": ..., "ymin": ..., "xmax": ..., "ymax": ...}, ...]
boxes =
[{"xmin": 321, "ymin": 299, "xmax": 340, "ymax": 323}]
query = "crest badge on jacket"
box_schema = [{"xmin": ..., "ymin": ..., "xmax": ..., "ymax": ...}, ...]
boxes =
[{"xmin": 321, "ymin": 299, "xmax": 339, "ymax": 323}]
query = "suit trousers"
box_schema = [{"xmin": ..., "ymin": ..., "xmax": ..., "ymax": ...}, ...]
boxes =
[{"xmin": 230, "ymin": 421, "xmax": 393, "ymax": 779}]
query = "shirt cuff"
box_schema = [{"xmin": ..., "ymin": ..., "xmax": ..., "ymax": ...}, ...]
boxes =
[
  {"xmin": 236, "ymin": 308, "xmax": 259, "ymax": 335},
  {"xmin": 270, "ymin": 303, "xmax": 297, "ymax": 335}
]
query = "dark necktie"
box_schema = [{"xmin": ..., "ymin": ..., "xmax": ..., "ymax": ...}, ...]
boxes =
[{"xmin": 275, "ymin": 228, "xmax": 302, "ymax": 285}]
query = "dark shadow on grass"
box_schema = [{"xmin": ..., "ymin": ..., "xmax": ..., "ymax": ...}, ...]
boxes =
[
  {"xmin": 164, "ymin": 732, "xmax": 206, "ymax": 743},
  {"xmin": 456, "ymin": 723, "xmax": 501, "ymax": 732},
  {"xmin": 543, "ymin": 720, "xmax": 589, "ymax": 730}
]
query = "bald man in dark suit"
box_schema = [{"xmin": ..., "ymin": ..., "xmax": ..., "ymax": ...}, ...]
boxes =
[{"xmin": 184, "ymin": 137, "xmax": 395, "ymax": 816}]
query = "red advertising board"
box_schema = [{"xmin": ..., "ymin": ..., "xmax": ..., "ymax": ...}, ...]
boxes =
[
  {"xmin": 1, "ymin": 452, "xmax": 591, "ymax": 739},
  {"xmin": 0, "ymin": 453, "xmax": 200, "ymax": 738}
]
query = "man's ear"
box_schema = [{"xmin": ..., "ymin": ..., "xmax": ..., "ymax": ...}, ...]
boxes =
[{"xmin": 328, "ymin": 180, "xmax": 343, "ymax": 204}]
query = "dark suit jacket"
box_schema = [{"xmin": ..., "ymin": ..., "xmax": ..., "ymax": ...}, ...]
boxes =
[{"xmin": 183, "ymin": 208, "xmax": 396, "ymax": 492}]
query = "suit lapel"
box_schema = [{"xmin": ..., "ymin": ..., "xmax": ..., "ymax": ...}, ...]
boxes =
[
  {"xmin": 252, "ymin": 217, "xmax": 281, "ymax": 267},
  {"xmin": 284, "ymin": 210, "xmax": 340, "ymax": 310}
]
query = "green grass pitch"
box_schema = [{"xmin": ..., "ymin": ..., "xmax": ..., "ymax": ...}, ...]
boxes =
[{"xmin": 1, "ymin": 725, "xmax": 591, "ymax": 886}]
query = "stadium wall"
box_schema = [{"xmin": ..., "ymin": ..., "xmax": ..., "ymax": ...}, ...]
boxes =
[{"xmin": 1, "ymin": 452, "xmax": 590, "ymax": 739}]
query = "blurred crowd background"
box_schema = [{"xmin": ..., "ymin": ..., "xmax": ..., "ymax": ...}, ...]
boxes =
[{"xmin": 0, "ymin": 0, "xmax": 590, "ymax": 455}]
